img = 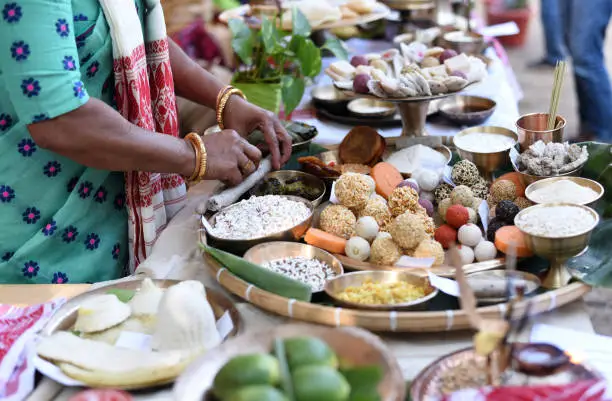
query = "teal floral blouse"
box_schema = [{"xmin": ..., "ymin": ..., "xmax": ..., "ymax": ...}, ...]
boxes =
[{"xmin": 0, "ymin": 0, "xmax": 146, "ymax": 283}]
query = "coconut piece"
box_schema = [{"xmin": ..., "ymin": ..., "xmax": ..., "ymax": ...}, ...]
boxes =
[
  {"xmin": 129, "ymin": 278, "xmax": 164, "ymax": 316},
  {"xmin": 443, "ymin": 76, "xmax": 469, "ymax": 92},
  {"xmin": 73, "ymin": 294, "xmax": 131, "ymax": 334},
  {"xmin": 339, "ymin": 126, "xmax": 386, "ymax": 166}
]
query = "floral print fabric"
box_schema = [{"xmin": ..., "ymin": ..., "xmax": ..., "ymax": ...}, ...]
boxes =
[{"xmin": 0, "ymin": 0, "xmax": 143, "ymax": 283}]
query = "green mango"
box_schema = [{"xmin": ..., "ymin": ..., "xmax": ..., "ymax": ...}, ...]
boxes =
[
  {"xmin": 213, "ymin": 354, "xmax": 280, "ymax": 399},
  {"xmin": 292, "ymin": 365, "xmax": 350, "ymax": 401},
  {"xmin": 284, "ymin": 337, "xmax": 338, "ymax": 370}
]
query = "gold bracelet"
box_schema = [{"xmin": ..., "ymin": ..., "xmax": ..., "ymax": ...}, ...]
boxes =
[
  {"xmin": 184, "ymin": 133, "xmax": 207, "ymax": 184},
  {"xmin": 216, "ymin": 88, "xmax": 247, "ymax": 130},
  {"xmin": 216, "ymin": 86, "xmax": 232, "ymax": 113}
]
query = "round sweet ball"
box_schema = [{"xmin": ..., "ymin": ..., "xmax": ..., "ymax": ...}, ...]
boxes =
[
  {"xmin": 474, "ymin": 241, "xmax": 497, "ymax": 262},
  {"xmin": 514, "ymin": 196, "xmax": 533, "ymax": 210},
  {"xmin": 446, "ymin": 204, "xmax": 469, "ymax": 229},
  {"xmin": 490, "ymin": 179, "xmax": 517, "ymax": 203},
  {"xmin": 345, "ymin": 236, "xmax": 371, "ymax": 261},
  {"xmin": 415, "ymin": 169, "xmax": 440, "ymax": 192},
  {"xmin": 434, "ymin": 224, "xmax": 457, "ymax": 249},
  {"xmin": 434, "ymin": 183, "xmax": 454, "ymax": 204},
  {"xmin": 450, "ymin": 185, "xmax": 475, "ymax": 207},
  {"xmin": 458, "ymin": 223, "xmax": 482, "ymax": 247},
  {"xmin": 495, "ymin": 200, "xmax": 520, "ymax": 224},
  {"xmin": 320, "ymin": 204, "xmax": 356, "ymax": 240},
  {"xmin": 414, "ymin": 239, "xmax": 445, "ymax": 265},
  {"xmin": 486, "ymin": 217, "xmax": 507, "ymax": 241},
  {"xmin": 355, "ymin": 216, "xmax": 379, "ymax": 242},
  {"xmin": 397, "ymin": 179, "xmax": 420, "ymax": 194},
  {"xmin": 451, "ymin": 160, "xmax": 480, "ymax": 186},
  {"xmin": 438, "ymin": 198, "xmax": 453, "ymax": 222},
  {"xmin": 418, "ymin": 198, "xmax": 434, "ymax": 217},
  {"xmin": 389, "ymin": 213, "xmax": 428, "ymax": 249},
  {"xmin": 466, "ymin": 207, "xmax": 478, "ymax": 224},
  {"xmin": 420, "ymin": 190, "xmax": 435, "ymax": 203},
  {"xmin": 335, "ymin": 173, "xmax": 374, "ymax": 209},
  {"xmin": 470, "ymin": 179, "xmax": 489, "ymax": 200},
  {"xmin": 457, "ymin": 245, "xmax": 475, "ymax": 265},
  {"xmin": 376, "ymin": 231, "xmax": 392, "ymax": 241},
  {"xmin": 370, "ymin": 236, "xmax": 402, "ymax": 266}
]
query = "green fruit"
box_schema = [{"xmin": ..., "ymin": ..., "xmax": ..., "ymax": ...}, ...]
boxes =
[
  {"xmin": 283, "ymin": 337, "xmax": 338, "ymax": 369},
  {"xmin": 213, "ymin": 354, "xmax": 280, "ymax": 399},
  {"xmin": 292, "ymin": 365, "xmax": 350, "ymax": 401},
  {"xmin": 226, "ymin": 385, "xmax": 288, "ymax": 401}
]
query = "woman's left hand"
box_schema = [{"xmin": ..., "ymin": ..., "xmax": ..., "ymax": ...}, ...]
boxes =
[{"xmin": 223, "ymin": 97, "xmax": 292, "ymax": 170}]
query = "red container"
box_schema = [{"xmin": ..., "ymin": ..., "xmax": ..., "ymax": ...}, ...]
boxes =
[{"xmin": 485, "ymin": 0, "xmax": 532, "ymax": 47}]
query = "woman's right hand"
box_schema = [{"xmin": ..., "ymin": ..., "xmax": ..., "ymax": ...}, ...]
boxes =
[{"xmin": 201, "ymin": 130, "xmax": 262, "ymax": 186}]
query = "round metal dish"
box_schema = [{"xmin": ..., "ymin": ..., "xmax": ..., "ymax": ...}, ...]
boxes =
[
  {"xmin": 204, "ymin": 195, "xmax": 314, "ymax": 255},
  {"xmin": 324, "ymin": 270, "xmax": 438, "ymax": 311},
  {"xmin": 440, "ymin": 30, "xmax": 486, "ymax": 55},
  {"xmin": 466, "ymin": 269, "xmax": 541, "ymax": 305},
  {"xmin": 525, "ymin": 177, "xmax": 605, "ymax": 208},
  {"xmin": 410, "ymin": 345, "xmax": 602, "ymax": 401},
  {"xmin": 243, "ymin": 241, "xmax": 344, "ymax": 293},
  {"xmin": 510, "ymin": 156, "xmax": 585, "ymax": 187},
  {"xmin": 438, "ymin": 95, "xmax": 496, "ymax": 126},
  {"xmin": 348, "ymin": 98, "xmax": 396, "ymax": 118},
  {"xmin": 311, "ymin": 84, "xmax": 351, "ymax": 115},
  {"xmin": 174, "ymin": 323, "xmax": 406, "ymax": 401},
  {"xmin": 250, "ymin": 170, "xmax": 326, "ymax": 207}
]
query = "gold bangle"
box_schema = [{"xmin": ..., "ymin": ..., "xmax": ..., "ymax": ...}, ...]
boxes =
[
  {"xmin": 216, "ymin": 86, "xmax": 232, "ymax": 113},
  {"xmin": 184, "ymin": 133, "xmax": 207, "ymax": 184},
  {"xmin": 216, "ymin": 88, "xmax": 247, "ymax": 130}
]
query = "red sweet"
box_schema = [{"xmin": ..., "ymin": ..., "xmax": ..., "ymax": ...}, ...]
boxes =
[
  {"xmin": 434, "ymin": 224, "xmax": 457, "ymax": 249},
  {"xmin": 446, "ymin": 204, "xmax": 470, "ymax": 229}
]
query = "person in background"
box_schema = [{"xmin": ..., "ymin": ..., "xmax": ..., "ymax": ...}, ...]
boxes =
[
  {"xmin": 529, "ymin": 0, "xmax": 566, "ymax": 68},
  {"xmin": 560, "ymin": 0, "xmax": 612, "ymax": 141}
]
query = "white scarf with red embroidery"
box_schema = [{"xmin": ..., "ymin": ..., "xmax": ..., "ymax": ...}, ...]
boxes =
[{"xmin": 99, "ymin": 0, "xmax": 187, "ymax": 271}]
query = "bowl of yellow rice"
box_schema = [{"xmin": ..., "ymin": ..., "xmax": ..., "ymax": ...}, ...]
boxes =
[{"xmin": 324, "ymin": 270, "xmax": 438, "ymax": 310}]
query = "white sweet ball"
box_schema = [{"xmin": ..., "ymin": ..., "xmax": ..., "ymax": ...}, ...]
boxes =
[
  {"xmin": 458, "ymin": 223, "xmax": 482, "ymax": 247},
  {"xmin": 420, "ymin": 190, "xmax": 435, "ymax": 203},
  {"xmin": 345, "ymin": 237, "xmax": 371, "ymax": 261},
  {"xmin": 457, "ymin": 245, "xmax": 475, "ymax": 265},
  {"xmin": 355, "ymin": 216, "xmax": 379, "ymax": 242},
  {"xmin": 415, "ymin": 169, "xmax": 441, "ymax": 192},
  {"xmin": 376, "ymin": 232, "xmax": 392, "ymax": 241},
  {"xmin": 474, "ymin": 241, "xmax": 497, "ymax": 262}
]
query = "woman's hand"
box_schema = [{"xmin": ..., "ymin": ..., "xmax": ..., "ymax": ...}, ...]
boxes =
[
  {"xmin": 202, "ymin": 130, "xmax": 262, "ymax": 186},
  {"xmin": 223, "ymin": 97, "xmax": 292, "ymax": 170}
]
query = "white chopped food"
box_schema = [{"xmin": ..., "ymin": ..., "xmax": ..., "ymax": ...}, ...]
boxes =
[
  {"xmin": 345, "ymin": 236, "xmax": 371, "ymax": 261},
  {"xmin": 454, "ymin": 133, "xmax": 516, "ymax": 153},
  {"xmin": 515, "ymin": 205, "xmax": 597, "ymax": 238},
  {"xmin": 529, "ymin": 179, "xmax": 599, "ymax": 204},
  {"xmin": 74, "ymin": 294, "xmax": 131, "ymax": 333},
  {"xmin": 211, "ymin": 195, "xmax": 310, "ymax": 240},
  {"xmin": 261, "ymin": 257, "xmax": 337, "ymax": 292}
]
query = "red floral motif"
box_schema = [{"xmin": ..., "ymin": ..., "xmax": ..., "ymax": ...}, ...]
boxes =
[
  {"xmin": 161, "ymin": 174, "xmax": 185, "ymax": 190},
  {"xmin": 0, "ymin": 305, "xmax": 44, "ymax": 362}
]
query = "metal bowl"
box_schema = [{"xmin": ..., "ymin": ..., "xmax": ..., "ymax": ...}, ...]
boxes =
[
  {"xmin": 466, "ymin": 269, "xmax": 541, "ymax": 304},
  {"xmin": 243, "ymin": 241, "xmax": 344, "ymax": 293},
  {"xmin": 347, "ymin": 98, "xmax": 396, "ymax": 118},
  {"xmin": 441, "ymin": 30, "xmax": 486, "ymax": 55},
  {"xmin": 251, "ymin": 170, "xmax": 326, "ymax": 207},
  {"xmin": 525, "ymin": 177, "xmax": 605, "ymax": 208},
  {"xmin": 204, "ymin": 195, "xmax": 314, "ymax": 255},
  {"xmin": 510, "ymin": 152, "xmax": 585, "ymax": 187},
  {"xmin": 516, "ymin": 113, "xmax": 567, "ymax": 152},
  {"xmin": 324, "ymin": 270, "xmax": 438, "ymax": 311},
  {"xmin": 438, "ymin": 95, "xmax": 496, "ymax": 126},
  {"xmin": 311, "ymin": 84, "xmax": 351, "ymax": 115},
  {"xmin": 453, "ymin": 126, "xmax": 518, "ymax": 181}
]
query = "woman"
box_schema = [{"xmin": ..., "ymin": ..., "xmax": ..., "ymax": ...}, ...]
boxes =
[{"xmin": 0, "ymin": 0, "xmax": 291, "ymax": 284}]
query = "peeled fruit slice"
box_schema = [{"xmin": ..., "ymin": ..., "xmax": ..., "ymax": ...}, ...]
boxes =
[
  {"xmin": 292, "ymin": 365, "xmax": 350, "ymax": 401},
  {"xmin": 128, "ymin": 278, "xmax": 164, "ymax": 316},
  {"xmin": 226, "ymin": 385, "xmax": 288, "ymax": 401},
  {"xmin": 74, "ymin": 294, "xmax": 131, "ymax": 334},
  {"xmin": 213, "ymin": 354, "xmax": 280, "ymax": 399},
  {"xmin": 283, "ymin": 337, "xmax": 338, "ymax": 370}
]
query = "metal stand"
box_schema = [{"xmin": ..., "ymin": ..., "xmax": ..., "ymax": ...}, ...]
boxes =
[{"xmin": 396, "ymin": 100, "xmax": 431, "ymax": 136}]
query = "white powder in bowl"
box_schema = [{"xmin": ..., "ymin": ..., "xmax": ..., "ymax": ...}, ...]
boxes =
[
  {"xmin": 529, "ymin": 179, "xmax": 600, "ymax": 204},
  {"xmin": 385, "ymin": 144, "xmax": 448, "ymax": 174},
  {"xmin": 454, "ymin": 132, "xmax": 516, "ymax": 153},
  {"xmin": 515, "ymin": 205, "xmax": 597, "ymax": 238}
]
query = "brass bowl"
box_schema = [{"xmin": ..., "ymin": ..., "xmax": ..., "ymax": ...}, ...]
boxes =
[
  {"xmin": 514, "ymin": 203, "xmax": 600, "ymax": 289},
  {"xmin": 510, "ymin": 150, "xmax": 585, "ymax": 187},
  {"xmin": 525, "ymin": 177, "xmax": 605, "ymax": 208},
  {"xmin": 174, "ymin": 323, "xmax": 406, "ymax": 401},
  {"xmin": 438, "ymin": 95, "xmax": 496, "ymax": 126},
  {"xmin": 453, "ymin": 126, "xmax": 518, "ymax": 181},
  {"xmin": 311, "ymin": 84, "xmax": 351, "ymax": 115},
  {"xmin": 516, "ymin": 113, "xmax": 567, "ymax": 152},
  {"xmin": 251, "ymin": 170, "xmax": 326, "ymax": 207},
  {"xmin": 441, "ymin": 30, "xmax": 486, "ymax": 55},
  {"xmin": 243, "ymin": 241, "xmax": 344, "ymax": 293},
  {"xmin": 324, "ymin": 270, "xmax": 439, "ymax": 311},
  {"xmin": 204, "ymin": 195, "xmax": 314, "ymax": 255}
]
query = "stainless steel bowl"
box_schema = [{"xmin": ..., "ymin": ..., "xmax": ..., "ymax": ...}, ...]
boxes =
[
  {"xmin": 525, "ymin": 177, "xmax": 605, "ymax": 208},
  {"xmin": 324, "ymin": 270, "xmax": 438, "ymax": 311},
  {"xmin": 204, "ymin": 195, "xmax": 314, "ymax": 255},
  {"xmin": 466, "ymin": 269, "xmax": 541, "ymax": 304},
  {"xmin": 243, "ymin": 241, "xmax": 344, "ymax": 293},
  {"xmin": 252, "ymin": 170, "xmax": 326, "ymax": 207},
  {"xmin": 441, "ymin": 30, "xmax": 486, "ymax": 55},
  {"xmin": 510, "ymin": 154, "xmax": 585, "ymax": 187},
  {"xmin": 438, "ymin": 95, "xmax": 496, "ymax": 126}
]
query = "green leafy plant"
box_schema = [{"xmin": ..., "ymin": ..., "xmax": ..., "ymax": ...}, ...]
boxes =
[{"xmin": 229, "ymin": 7, "xmax": 348, "ymax": 115}]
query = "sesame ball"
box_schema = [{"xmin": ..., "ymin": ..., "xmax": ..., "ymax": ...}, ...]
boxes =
[
  {"xmin": 434, "ymin": 183, "xmax": 453, "ymax": 204},
  {"xmin": 335, "ymin": 173, "xmax": 374, "ymax": 209},
  {"xmin": 450, "ymin": 185, "xmax": 475, "ymax": 207},
  {"xmin": 359, "ymin": 198, "xmax": 393, "ymax": 230},
  {"xmin": 514, "ymin": 196, "xmax": 533, "ymax": 210},
  {"xmin": 320, "ymin": 204, "xmax": 356, "ymax": 239},
  {"xmin": 495, "ymin": 200, "xmax": 520, "ymax": 223},
  {"xmin": 438, "ymin": 198, "xmax": 453, "ymax": 221},
  {"xmin": 490, "ymin": 179, "xmax": 517, "ymax": 203},
  {"xmin": 470, "ymin": 178, "xmax": 489, "ymax": 200},
  {"xmin": 370, "ymin": 236, "xmax": 402, "ymax": 266},
  {"xmin": 414, "ymin": 239, "xmax": 445, "ymax": 265},
  {"xmin": 388, "ymin": 212, "xmax": 428, "ymax": 249},
  {"xmin": 486, "ymin": 218, "xmax": 507, "ymax": 241},
  {"xmin": 451, "ymin": 160, "xmax": 480, "ymax": 186},
  {"xmin": 471, "ymin": 197, "xmax": 484, "ymax": 211},
  {"xmin": 388, "ymin": 186, "xmax": 420, "ymax": 217}
]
